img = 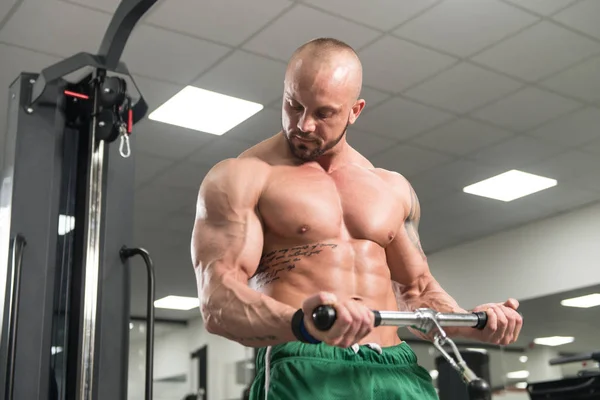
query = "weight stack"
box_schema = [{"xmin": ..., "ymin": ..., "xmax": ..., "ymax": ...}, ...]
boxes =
[{"xmin": 435, "ymin": 351, "xmax": 491, "ymax": 400}]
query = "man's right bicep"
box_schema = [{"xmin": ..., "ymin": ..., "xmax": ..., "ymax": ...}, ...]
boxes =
[
  {"xmin": 191, "ymin": 212, "xmax": 263, "ymax": 282},
  {"xmin": 191, "ymin": 159, "xmax": 265, "ymax": 282}
]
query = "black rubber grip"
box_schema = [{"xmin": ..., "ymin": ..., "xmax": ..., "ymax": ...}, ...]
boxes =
[
  {"xmin": 311, "ymin": 306, "xmax": 382, "ymax": 331},
  {"xmin": 312, "ymin": 305, "xmax": 337, "ymax": 331},
  {"xmin": 373, "ymin": 310, "xmax": 381, "ymax": 327},
  {"xmin": 473, "ymin": 311, "xmax": 488, "ymax": 330}
]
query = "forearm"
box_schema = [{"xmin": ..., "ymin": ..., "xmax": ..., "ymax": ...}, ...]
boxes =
[
  {"xmin": 394, "ymin": 275, "xmax": 468, "ymax": 338},
  {"xmin": 201, "ymin": 273, "xmax": 297, "ymax": 347},
  {"xmin": 395, "ymin": 275, "xmax": 465, "ymax": 313}
]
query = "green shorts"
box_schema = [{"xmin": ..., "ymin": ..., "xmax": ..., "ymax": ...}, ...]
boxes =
[{"xmin": 249, "ymin": 341, "xmax": 439, "ymax": 400}]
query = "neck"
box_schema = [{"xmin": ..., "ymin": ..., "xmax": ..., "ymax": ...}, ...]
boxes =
[{"xmin": 313, "ymin": 142, "xmax": 350, "ymax": 173}]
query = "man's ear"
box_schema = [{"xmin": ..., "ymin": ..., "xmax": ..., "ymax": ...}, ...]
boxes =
[{"xmin": 349, "ymin": 99, "xmax": 366, "ymax": 124}]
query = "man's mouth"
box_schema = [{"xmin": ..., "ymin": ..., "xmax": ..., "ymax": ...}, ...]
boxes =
[{"xmin": 293, "ymin": 135, "xmax": 316, "ymax": 143}]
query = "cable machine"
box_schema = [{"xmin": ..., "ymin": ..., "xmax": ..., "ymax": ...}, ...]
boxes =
[{"xmin": 0, "ymin": 1, "xmax": 158, "ymax": 399}]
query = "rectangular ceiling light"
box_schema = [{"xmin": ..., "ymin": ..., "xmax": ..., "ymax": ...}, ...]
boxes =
[
  {"xmin": 533, "ymin": 336, "xmax": 575, "ymax": 346},
  {"xmin": 465, "ymin": 348, "xmax": 488, "ymax": 354},
  {"xmin": 560, "ymin": 293, "xmax": 600, "ymax": 308},
  {"xmin": 154, "ymin": 295, "xmax": 199, "ymax": 311},
  {"xmin": 58, "ymin": 214, "xmax": 75, "ymax": 236},
  {"xmin": 149, "ymin": 86, "xmax": 264, "ymax": 135},
  {"xmin": 506, "ymin": 370, "xmax": 529, "ymax": 379},
  {"xmin": 463, "ymin": 170, "xmax": 557, "ymax": 202}
]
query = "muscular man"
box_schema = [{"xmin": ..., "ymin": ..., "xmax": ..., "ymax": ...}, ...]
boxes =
[{"xmin": 191, "ymin": 38, "xmax": 522, "ymax": 399}]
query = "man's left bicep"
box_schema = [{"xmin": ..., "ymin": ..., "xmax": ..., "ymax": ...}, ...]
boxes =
[
  {"xmin": 386, "ymin": 175, "xmax": 431, "ymax": 282},
  {"xmin": 386, "ymin": 227, "xmax": 429, "ymax": 286}
]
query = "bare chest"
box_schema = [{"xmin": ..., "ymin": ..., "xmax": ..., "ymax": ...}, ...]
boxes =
[{"xmin": 258, "ymin": 165, "xmax": 404, "ymax": 247}]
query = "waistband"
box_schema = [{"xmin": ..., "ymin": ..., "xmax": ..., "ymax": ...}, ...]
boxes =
[{"xmin": 256, "ymin": 341, "xmax": 418, "ymax": 371}]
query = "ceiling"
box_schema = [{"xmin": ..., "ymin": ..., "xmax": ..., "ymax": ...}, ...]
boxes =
[{"xmin": 1, "ymin": 0, "xmax": 600, "ymax": 320}]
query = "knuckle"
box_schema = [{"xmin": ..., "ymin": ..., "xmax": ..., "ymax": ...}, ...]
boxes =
[{"xmin": 340, "ymin": 314, "xmax": 353, "ymax": 325}]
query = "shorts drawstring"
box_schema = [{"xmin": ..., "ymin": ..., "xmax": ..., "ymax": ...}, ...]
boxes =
[{"xmin": 351, "ymin": 342, "xmax": 383, "ymax": 355}]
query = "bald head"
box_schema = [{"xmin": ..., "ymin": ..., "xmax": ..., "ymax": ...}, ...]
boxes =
[
  {"xmin": 281, "ymin": 38, "xmax": 366, "ymax": 163},
  {"xmin": 285, "ymin": 38, "xmax": 363, "ymax": 102}
]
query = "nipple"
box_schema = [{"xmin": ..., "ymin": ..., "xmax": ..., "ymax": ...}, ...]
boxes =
[{"xmin": 298, "ymin": 225, "xmax": 310, "ymax": 234}]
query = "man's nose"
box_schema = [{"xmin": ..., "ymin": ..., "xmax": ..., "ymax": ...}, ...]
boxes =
[{"xmin": 297, "ymin": 113, "xmax": 316, "ymax": 133}]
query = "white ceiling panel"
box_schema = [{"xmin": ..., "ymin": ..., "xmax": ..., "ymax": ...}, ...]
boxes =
[
  {"xmin": 346, "ymin": 130, "xmax": 397, "ymax": 158},
  {"xmin": 472, "ymin": 21, "xmax": 600, "ymax": 82},
  {"xmin": 134, "ymin": 119, "xmax": 214, "ymax": 160},
  {"xmin": 369, "ymin": 144, "xmax": 452, "ymax": 177},
  {"xmin": 0, "ymin": 0, "xmax": 18, "ymax": 23},
  {"xmin": 579, "ymin": 137, "xmax": 600, "ymax": 155},
  {"xmin": 0, "ymin": 44, "xmax": 62, "ymax": 137},
  {"xmin": 393, "ymin": 0, "xmax": 538, "ymax": 57},
  {"xmin": 0, "ymin": 43, "xmax": 62, "ymax": 88},
  {"xmin": 438, "ymin": 199, "xmax": 556, "ymax": 242},
  {"xmin": 517, "ymin": 181, "xmax": 600, "ymax": 213},
  {"xmin": 404, "ymin": 62, "xmax": 523, "ymax": 113},
  {"xmin": 122, "ymin": 24, "xmax": 230, "ymax": 85},
  {"xmin": 134, "ymin": 152, "xmax": 174, "ymax": 187},
  {"xmin": 194, "ymin": 51, "xmax": 285, "ymax": 105},
  {"xmin": 358, "ymin": 35, "xmax": 457, "ymax": 93},
  {"xmin": 187, "ymin": 137, "xmax": 254, "ymax": 168},
  {"xmin": 411, "ymin": 118, "xmax": 513, "ymax": 156},
  {"xmin": 62, "ymin": 0, "xmax": 122, "ymax": 13},
  {"xmin": 502, "ymin": 0, "xmax": 579, "ymax": 16},
  {"xmin": 552, "ymin": 0, "xmax": 600, "ymax": 40},
  {"xmin": 128, "ymin": 75, "xmax": 184, "ymax": 113},
  {"xmin": 409, "ymin": 179, "xmax": 456, "ymax": 204},
  {"xmin": 268, "ymin": 96, "xmax": 284, "ymax": 109},
  {"xmin": 135, "ymin": 183, "xmax": 198, "ymax": 214},
  {"xmin": 352, "ymin": 97, "xmax": 455, "ymax": 140},
  {"xmin": 0, "ymin": 0, "xmax": 111, "ymax": 57},
  {"xmin": 146, "ymin": 0, "xmax": 293, "ymax": 46},
  {"xmin": 410, "ymin": 159, "xmax": 506, "ymax": 193},
  {"xmin": 466, "ymin": 135, "xmax": 565, "ymax": 169},
  {"xmin": 570, "ymin": 169, "xmax": 600, "ymax": 193},
  {"xmin": 222, "ymin": 108, "xmax": 282, "ymax": 145},
  {"xmin": 540, "ymin": 55, "xmax": 600, "ymax": 103},
  {"xmin": 150, "ymin": 161, "xmax": 211, "ymax": 191},
  {"xmin": 359, "ymin": 86, "xmax": 392, "ymax": 111},
  {"xmin": 425, "ymin": 190, "xmax": 505, "ymax": 219},
  {"xmin": 300, "ymin": 0, "xmax": 440, "ymax": 31},
  {"xmin": 525, "ymin": 150, "xmax": 600, "ymax": 182},
  {"xmin": 527, "ymin": 107, "xmax": 600, "ymax": 147},
  {"xmin": 242, "ymin": 4, "xmax": 381, "ymax": 62},
  {"xmin": 471, "ymin": 87, "xmax": 582, "ymax": 132}
]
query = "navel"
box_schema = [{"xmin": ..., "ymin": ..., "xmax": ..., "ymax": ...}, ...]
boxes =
[{"xmin": 298, "ymin": 225, "xmax": 310, "ymax": 234}]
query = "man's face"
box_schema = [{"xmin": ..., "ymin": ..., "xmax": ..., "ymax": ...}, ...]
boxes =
[{"xmin": 281, "ymin": 62, "xmax": 364, "ymax": 162}]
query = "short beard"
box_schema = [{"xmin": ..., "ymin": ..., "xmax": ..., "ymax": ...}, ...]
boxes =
[{"xmin": 284, "ymin": 121, "xmax": 349, "ymax": 162}]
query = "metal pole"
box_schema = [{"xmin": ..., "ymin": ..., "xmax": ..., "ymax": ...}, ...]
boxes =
[{"xmin": 78, "ymin": 74, "xmax": 106, "ymax": 400}]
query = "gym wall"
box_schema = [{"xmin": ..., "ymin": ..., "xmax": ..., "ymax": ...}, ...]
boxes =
[
  {"xmin": 428, "ymin": 201, "xmax": 600, "ymax": 309},
  {"xmin": 127, "ymin": 318, "xmax": 252, "ymax": 400}
]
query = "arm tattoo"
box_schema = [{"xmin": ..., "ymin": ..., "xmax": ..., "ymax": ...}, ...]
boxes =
[{"xmin": 404, "ymin": 186, "xmax": 426, "ymax": 260}]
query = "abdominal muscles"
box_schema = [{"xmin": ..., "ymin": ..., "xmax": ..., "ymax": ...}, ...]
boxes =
[{"xmin": 248, "ymin": 239, "xmax": 402, "ymax": 346}]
